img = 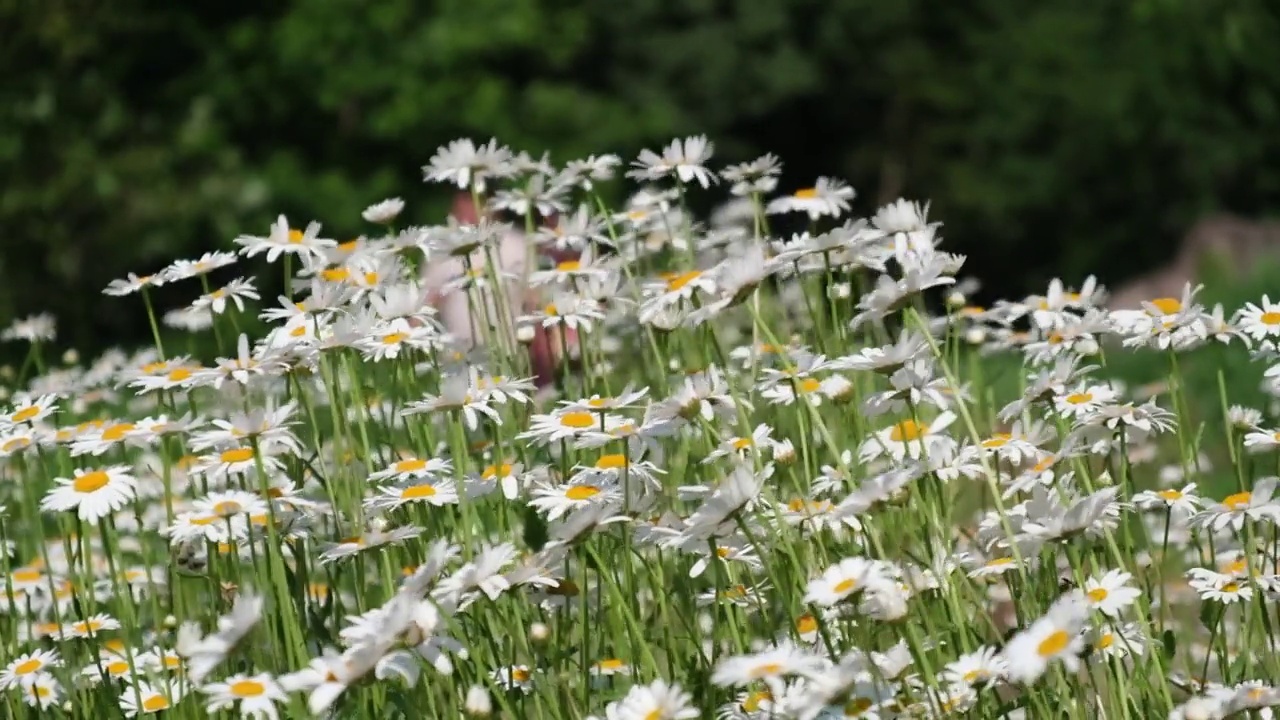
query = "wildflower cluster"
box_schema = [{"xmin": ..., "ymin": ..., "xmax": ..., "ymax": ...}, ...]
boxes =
[{"xmin": 0, "ymin": 136, "xmax": 1277, "ymax": 719}]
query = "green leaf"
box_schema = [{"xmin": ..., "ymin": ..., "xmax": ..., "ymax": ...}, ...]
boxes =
[
  {"xmin": 1199, "ymin": 600, "xmax": 1224, "ymax": 633},
  {"xmin": 522, "ymin": 504, "xmax": 548, "ymax": 551}
]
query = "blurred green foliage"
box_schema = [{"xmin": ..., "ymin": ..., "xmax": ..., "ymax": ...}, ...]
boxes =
[{"xmin": 2, "ymin": 0, "xmax": 1279, "ymax": 356}]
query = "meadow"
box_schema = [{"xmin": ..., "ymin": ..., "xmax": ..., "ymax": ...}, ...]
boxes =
[{"xmin": 1, "ymin": 137, "xmax": 1278, "ymax": 719}]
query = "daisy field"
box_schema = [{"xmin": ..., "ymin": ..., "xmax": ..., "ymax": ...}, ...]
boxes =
[{"xmin": 0, "ymin": 136, "xmax": 1278, "ymax": 719}]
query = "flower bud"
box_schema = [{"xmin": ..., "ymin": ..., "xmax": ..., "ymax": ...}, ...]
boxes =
[
  {"xmin": 464, "ymin": 685, "xmax": 492, "ymax": 717},
  {"xmin": 771, "ymin": 439, "xmax": 797, "ymax": 464}
]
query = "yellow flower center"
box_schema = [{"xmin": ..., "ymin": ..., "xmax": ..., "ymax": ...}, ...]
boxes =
[
  {"xmin": 11, "ymin": 406, "xmax": 40, "ymax": 423},
  {"xmin": 73, "ymin": 471, "xmax": 110, "ymax": 494},
  {"xmin": 595, "ymin": 454, "xmax": 627, "ymax": 470},
  {"xmin": 1224, "ymin": 491, "xmax": 1252, "ymax": 510},
  {"xmin": 731, "ymin": 437, "xmax": 754, "ymax": 451},
  {"xmin": 290, "ymin": 325, "xmax": 307, "ymax": 337},
  {"xmin": 11, "ymin": 569, "xmax": 41, "ymax": 583},
  {"xmin": 142, "ymin": 694, "xmax": 170, "ymax": 711},
  {"xmin": 796, "ymin": 614, "xmax": 817, "ymax": 634},
  {"xmin": 13, "ymin": 658, "xmax": 41, "ymax": 675},
  {"xmin": 1036, "ymin": 629, "xmax": 1070, "ymax": 657},
  {"xmin": 511, "ymin": 668, "xmax": 531, "ymax": 683},
  {"xmin": 381, "ymin": 332, "xmax": 408, "ymax": 345},
  {"xmin": 230, "ymin": 679, "xmax": 266, "ymax": 697},
  {"xmin": 1149, "ymin": 297, "xmax": 1182, "ymax": 315},
  {"xmin": 844, "ymin": 698, "xmax": 875, "ymax": 716},
  {"xmin": 213, "ymin": 501, "xmax": 243, "ymax": 516},
  {"xmin": 339, "ymin": 239, "xmax": 359, "ymax": 252},
  {"xmin": 321, "ymin": 267, "xmax": 350, "ymax": 282},
  {"xmin": 1158, "ymin": 489, "xmax": 1183, "ymax": 501},
  {"xmin": 986, "ymin": 557, "xmax": 1014, "ymax": 568},
  {"xmin": 1223, "ymin": 582, "xmax": 1240, "ymax": 593},
  {"xmin": 163, "ymin": 363, "xmax": 190, "ymax": 381},
  {"xmin": 558, "ymin": 411, "xmax": 596, "ymax": 429},
  {"xmin": 793, "ymin": 187, "xmax": 819, "ymax": 199},
  {"xmin": 665, "ymin": 270, "xmax": 703, "ymax": 292},
  {"xmin": 833, "ymin": 578, "xmax": 856, "ymax": 594},
  {"xmin": 982, "ymin": 433, "xmax": 1011, "ymax": 448},
  {"xmin": 743, "ymin": 690, "xmax": 772, "ymax": 712},
  {"xmin": 1065, "ymin": 392, "xmax": 1093, "ymax": 405},
  {"xmin": 101, "ymin": 423, "xmax": 134, "ymax": 441},
  {"xmin": 1087, "ymin": 588, "xmax": 1108, "ymax": 603},
  {"xmin": 220, "ymin": 448, "xmax": 254, "ymax": 464},
  {"xmin": 797, "ymin": 377, "xmax": 822, "ymax": 394},
  {"xmin": 483, "ymin": 463, "xmax": 513, "ymax": 478},
  {"xmin": 750, "ymin": 663, "xmax": 784, "ymax": 678},
  {"xmin": 963, "ymin": 669, "xmax": 989, "ymax": 683},
  {"xmin": 394, "ymin": 458, "xmax": 427, "ymax": 473},
  {"xmin": 556, "ymin": 260, "xmax": 581, "ymax": 272},
  {"xmin": 105, "ymin": 660, "xmax": 130, "ymax": 675},
  {"xmin": 596, "ymin": 658, "xmax": 625, "ymax": 671},
  {"xmin": 565, "ymin": 485, "xmax": 600, "ymax": 501},
  {"xmin": 548, "ymin": 579, "xmax": 579, "ymax": 596},
  {"xmin": 1261, "ymin": 312, "xmax": 1280, "ymax": 326},
  {"xmin": 888, "ymin": 419, "xmax": 926, "ymax": 442},
  {"xmin": 287, "ymin": 229, "xmax": 305, "ymax": 244},
  {"xmin": 543, "ymin": 303, "xmax": 559, "ymax": 316},
  {"xmin": 190, "ymin": 515, "xmax": 219, "ymax": 526},
  {"xmin": 1097, "ymin": 633, "xmax": 1114, "ymax": 650},
  {"xmin": 400, "ymin": 484, "xmax": 438, "ymax": 499},
  {"xmin": 2, "ymin": 437, "xmax": 30, "ymax": 452}
]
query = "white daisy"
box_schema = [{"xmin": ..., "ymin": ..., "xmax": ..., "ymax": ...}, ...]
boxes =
[
  {"xmin": 628, "ymin": 136, "xmax": 717, "ymax": 188},
  {"xmin": 362, "ymin": 197, "xmax": 405, "ymax": 224},
  {"xmin": 202, "ymin": 672, "xmax": 288, "ymax": 719},
  {"xmin": 1082, "ymin": 569, "xmax": 1141, "ymax": 617},
  {"xmin": 39, "ymin": 466, "xmax": 137, "ymax": 524},
  {"xmin": 1002, "ymin": 591, "xmax": 1088, "ymax": 683},
  {"xmin": 766, "ymin": 177, "xmax": 855, "ymax": 219},
  {"xmin": 0, "ymin": 649, "xmax": 61, "ymax": 690}
]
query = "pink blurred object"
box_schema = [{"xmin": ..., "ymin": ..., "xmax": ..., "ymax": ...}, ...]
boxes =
[{"xmin": 423, "ymin": 192, "xmax": 579, "ymax": 388}]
